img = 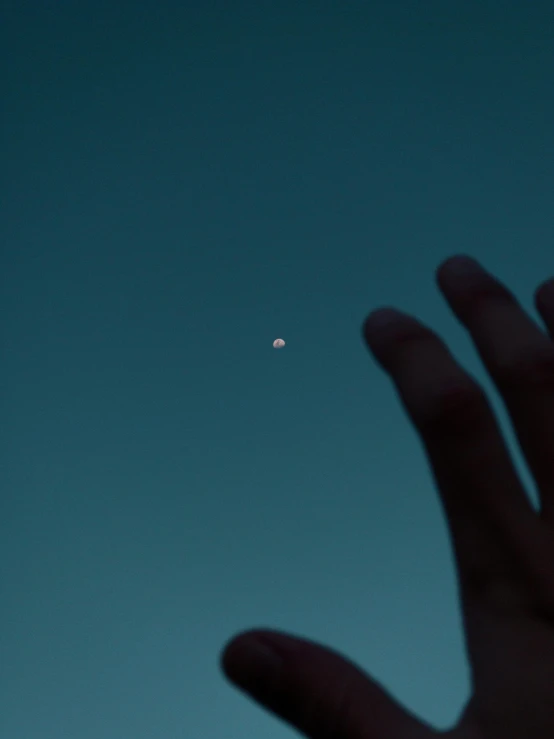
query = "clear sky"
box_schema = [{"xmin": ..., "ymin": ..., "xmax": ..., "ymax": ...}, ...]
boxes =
[{"xmin": 2, "ymin": 2, "xmax": 553, "ymax": 737}]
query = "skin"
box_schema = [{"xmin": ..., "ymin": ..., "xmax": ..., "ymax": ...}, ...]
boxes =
[{"xmin": 220, "ymin": 254, "xmax": 554, "ymax": 739}]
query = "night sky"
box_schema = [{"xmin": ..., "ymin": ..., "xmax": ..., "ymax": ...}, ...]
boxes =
[{"xmin": 3, "ymin": 2, "xmax": 553, "ymax": 737}]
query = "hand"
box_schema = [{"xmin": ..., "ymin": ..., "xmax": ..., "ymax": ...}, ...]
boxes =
[{"xmin": 219, "ymin": 255, "xmax": 554, "ymax": 739}]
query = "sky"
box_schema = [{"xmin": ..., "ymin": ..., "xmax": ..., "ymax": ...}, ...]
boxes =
[{"xmin": 2, "ymin": 2, "xmax": 553, "ymax": 737}]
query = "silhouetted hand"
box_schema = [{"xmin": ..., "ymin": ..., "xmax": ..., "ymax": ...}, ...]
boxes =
[{"xmin": 220, "ymin": 255, "xmax": 554, "ymax": 739}]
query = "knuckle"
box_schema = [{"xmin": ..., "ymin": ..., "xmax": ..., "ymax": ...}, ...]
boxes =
[
  {"xmin": 495, "ymin": 345, "xmax": 554, "ymax": 392},
  {"xmin": 415, "ymin": 376, "xmax": 490, "ymax": 436},
  {"xmin": 300, "ymin": 673, "xmax": 358, "ymax": 739},
  {"xmin": 454, "ymin": 279, "xmax": 515, "ymax": 320}
]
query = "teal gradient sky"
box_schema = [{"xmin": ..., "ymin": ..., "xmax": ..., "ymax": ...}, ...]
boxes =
[{"xmin": 3, "ymin": 3, "xmax": 553, "ymax": 737}]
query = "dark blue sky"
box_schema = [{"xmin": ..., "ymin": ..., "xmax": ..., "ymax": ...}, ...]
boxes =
[{"xmin": 3, "ymin": 2, "xmax": 553, "ymax": 737}]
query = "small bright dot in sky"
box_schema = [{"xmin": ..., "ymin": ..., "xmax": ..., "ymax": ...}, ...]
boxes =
[{"xmin": 273, "ymin": 338, "xmax": 285, "ymax": 348}]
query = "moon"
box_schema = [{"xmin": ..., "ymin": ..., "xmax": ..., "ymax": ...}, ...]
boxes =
[{"xmin": 273, "ymin": 338, "xmax": 285, "ymax": 348}]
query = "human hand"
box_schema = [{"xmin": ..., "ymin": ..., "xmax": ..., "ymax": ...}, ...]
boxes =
[{"xmin": 220, "ymin": 255, "xmax": 554, "ymax": 739}]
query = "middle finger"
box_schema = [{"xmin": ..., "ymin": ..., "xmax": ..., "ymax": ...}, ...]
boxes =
[{"xmin": 436, "ymin": 255, "xmax": 554, "ymax": 520}]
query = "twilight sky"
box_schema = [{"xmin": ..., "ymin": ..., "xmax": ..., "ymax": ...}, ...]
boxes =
[{"xmin": 2, "ymin": 2, "xmax": 553, "ymax": 737}]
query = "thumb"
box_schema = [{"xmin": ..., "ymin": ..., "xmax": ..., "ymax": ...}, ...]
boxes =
[{"xmin": 220, "ymin": 628, "xmax": 437, "ymax": 739}]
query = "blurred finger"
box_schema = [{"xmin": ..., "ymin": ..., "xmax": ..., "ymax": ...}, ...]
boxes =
[{"xmin": 221, "ymin": 628, "xmax": 436, "ymax": 739}]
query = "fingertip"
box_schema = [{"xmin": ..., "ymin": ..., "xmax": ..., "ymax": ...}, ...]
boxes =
[
  {"xmin": 362, "ymin": 307, "xmax": 404, "ymax": 342},
  {"xmin": 435, "ymin": 254, "xmax": 483, "ymax": 288},
  {"xmin": 220, "ymin": 628, "xmax": 291, "ymax": 672}
]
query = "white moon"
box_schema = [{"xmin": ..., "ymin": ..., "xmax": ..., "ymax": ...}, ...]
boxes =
[{"xmin": 273, "ymin": 338, "xmax": 285, "ymax": 348}]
